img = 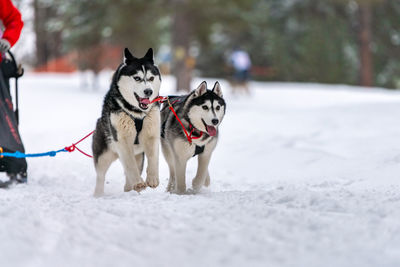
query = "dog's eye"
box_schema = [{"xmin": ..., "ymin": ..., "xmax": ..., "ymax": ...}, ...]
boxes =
[
  {"xmin": 148, "ymin": 76, "xmax": 154, "ymax": 82},
  {"xmin": 134, "ymin": 77, "xmax": 141, "ymax": 82},
  {"xmin": 202, "ymin": 106, "xmax": 209, "ymax": 110},
  {"xmin": 216, "ymin": 105, "xmax": 221, "ymax": 111}
]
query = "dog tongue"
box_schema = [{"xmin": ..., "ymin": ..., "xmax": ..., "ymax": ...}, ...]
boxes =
[
  {"xmin": 141, "ymin": 98, "xmax": 150, "ymax": 105},
  {"xmin": 206, "ymin": 125, "xmax": 217, "ymax": 136}
]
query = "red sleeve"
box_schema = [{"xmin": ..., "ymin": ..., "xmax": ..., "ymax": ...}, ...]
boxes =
[{"xmin": 0, "ymin": 0, "xmax": 24, "ymax": 47}]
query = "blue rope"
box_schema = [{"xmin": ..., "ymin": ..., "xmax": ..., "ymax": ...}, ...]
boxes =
[
  {"xmin": 0, "ymin": 148, "xmax": 67, "ymax": 158},
  {"xmin": 0, "ymin": 131, "xmax": 95, "ymax": 159}
]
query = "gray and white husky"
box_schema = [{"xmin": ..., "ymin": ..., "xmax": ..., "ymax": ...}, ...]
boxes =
[
  {"xmin": 92, "ymin": 48, "xmax": 161, "ymax": 196},
  {"xmin": 160, "ymin": 81, "xmax": 226, "ymax": 194}
]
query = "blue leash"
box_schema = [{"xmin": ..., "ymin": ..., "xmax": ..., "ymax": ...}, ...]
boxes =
[
  {"xmin": 0, "ymin": 148, "xmax": 68, "ymax": 158},
  {"xmin": 0, "ymin": 130, "xmax": 95, "ymax": 159}
]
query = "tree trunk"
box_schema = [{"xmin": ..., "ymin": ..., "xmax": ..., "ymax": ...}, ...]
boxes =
[
  {"xmin": 358, "ymin": 3, "xmax": 373, "ymax": 87},
  {"xmin": 33, "ymin": 1, "xmax": 63, "ymax": 68},
  {"xmin": 171, "ymin": 1, "xmax": 192, "ymax": 92},
  {"xmin": 33, "ymin": 0, "xmax": 48, "ymax": 68}
]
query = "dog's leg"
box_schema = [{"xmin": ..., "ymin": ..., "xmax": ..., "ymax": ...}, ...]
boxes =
[
  {"xmin": 116, "ymin": 139, "xmax": 147, "ymax": 192},
  {"xmin": 94, "ymin": 150, "xmax": 117, "ymax": 197},
  {"xmin": 162, "ymin": 142, "xmax": 176, "ymax": 192},
  {"xmin": 173, "ymin": 152, "xmax": 188, "ymax": 194},
  {"xmin": 143, "ymin": 136, "xmax": 160, "ymax": 188},
  {"xmin": 141, "ymin": 107, "xmax": 160, "ymax": 188},
  {"xmin": 172, "ymin": 140, "xmax": 195, "ymax": 194},
  {"xmin": 192, "ymin": 152, "xmax": 212, "ymax": 193},
  {"xmin": 174, "ymin": 161, "xmax": 187, "ymax": 194},
  {"xmin": 204, "ymin": 170, "xmax": 210, "ymax": 187},
  {"xmin": 136, "ymin": 152, "xmax": 144, "ymax": 174}
]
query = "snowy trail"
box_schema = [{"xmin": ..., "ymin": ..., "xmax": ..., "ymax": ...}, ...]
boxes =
[{"xmin": 1, "ymin": 73, "xmax": 400, "ymax": 267}]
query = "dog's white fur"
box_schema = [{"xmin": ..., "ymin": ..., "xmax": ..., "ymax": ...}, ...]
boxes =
[
  {"xmin": 93, "ymin": 67, "xmax": 161, "ymax": 197},
  {"xmin": 162, "ymin": 82, "xmax": 225, "ymax": 194}
]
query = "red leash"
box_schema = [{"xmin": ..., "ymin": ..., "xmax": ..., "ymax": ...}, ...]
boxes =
[
  {"xmin": 66, "ymin": 95, "xmax": 200, "ymax": 159},
  {"xmin": 150, "ymin": 96, "xmax": 168, "ymax": 104},
  {"xmin": 152, "ymin": 96, "xmax": 203, "ymax": 144},
  {"xmin": 167, "ymin": 101, "xmax": 202, "ymax": 144},
  {"xmin": 65, "ymin": 130, "xmax": 94, "ymax": 158}
]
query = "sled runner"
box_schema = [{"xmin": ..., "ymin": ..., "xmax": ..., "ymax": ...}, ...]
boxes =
[{"xmin": 0, "ymin": 50, "xmax": 27, "ymax": 186}]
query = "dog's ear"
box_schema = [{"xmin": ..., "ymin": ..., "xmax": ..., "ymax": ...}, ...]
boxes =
[
  {"xmin": 212, "ymin": 81, "xmax": 223, "ymax": 97},
  {"xmin": 143, "ymin": 48, "xmax": 154, "ymax": 64},
  {"xmin": 194, "ymin": 81, "xmax": 207, "ymax": 97},
  {"xmin": 124, "ymin": 48, "xmax": 136, "ymax": 64}
]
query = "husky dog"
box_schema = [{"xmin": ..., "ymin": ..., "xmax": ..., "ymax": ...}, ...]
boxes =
[
  {"xmin": 92, "ymin": 48, "xmax": 161, "ymax": 196},
  {"xmin": 161, "ymin": 81, "xmax": 226, "ymax": 194}
]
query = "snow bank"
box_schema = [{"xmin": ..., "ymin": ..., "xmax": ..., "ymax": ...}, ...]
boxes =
[{"xmin": 1, "ymin": 73, "xmax": 400, "ymax": 267}]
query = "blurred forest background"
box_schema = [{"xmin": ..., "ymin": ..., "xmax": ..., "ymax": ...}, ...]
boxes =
[{"xmin": 12, "ymin": 0, "xmax": 400, "ymax": 90}]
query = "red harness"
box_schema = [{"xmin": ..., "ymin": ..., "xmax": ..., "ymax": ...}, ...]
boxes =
[{"xmin": 151, "ymin": 96, "xmax": 203, "ymax": 144}]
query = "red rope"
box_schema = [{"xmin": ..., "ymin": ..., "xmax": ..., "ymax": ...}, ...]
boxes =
[
  {"xmin": 168, "ymin": 105, "xmax": 194, "ymax": 143},
  {"xmin": 166, "ymin": 100, "xmax": 203, "ymax": 144},
  {"xmin": 150, "ymin": 96, "xmax": 168, "ymax": 104},
  {"xmin": 151, "ymin": 95, "xmax": 204, "ymax": 144},
  {"xmin": 63, "ymin": 97, "xmax": 165, "ymax": 159},
  {"xmin": 65, "ymin": 130, "xmax": 94, "ymax": 158},
  {"xmin": 65, "ymin": 95, "xmax": 200, "ymax": 159},
  {"xmin": 189, "ymin": 125, "xmax": 203, "ymax": 141}
]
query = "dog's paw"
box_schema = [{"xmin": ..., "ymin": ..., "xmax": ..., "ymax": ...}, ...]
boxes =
[
  {"xmin": 146, "ymin": 177, "xmax": 159, "ymax": 188},
  {"xmin": 186, "ymin": 188, "xmax": 198, "ymax": 195},
  {"xmin": 171, "ymin": 186, "xmax": 187, "ymax": 195},
  {"xmin": 192, "ymin": 177, "xmax": 204, "ymax": 192},
  {"xmin": 204, "ymin": 175, "xmax": 210, "ymax": 187},
  {"xmin": 94, "ymin": 185, "xmax": 105, "ymax": 197},
  {"xmin": 133, "ymin": 182, "xmax": 147, "ymax": 192},
  {"xmin": 93, "ymin": 190, "xmax": 104, "ymax": 198},
  {"xmin": 166, "ymin": 181, "xmax": 175, "ymax": 192},
  {"xmin": 124, "ymin": 183, "xmax": 133, "ymax": 192}
]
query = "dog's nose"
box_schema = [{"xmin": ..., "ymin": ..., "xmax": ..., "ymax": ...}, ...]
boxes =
[
  {"xmin": 144, "ymin": 88, "xmax": 153, "ymax": 97},
  {"xmin": 212, "ymin": 119, "xmax": 219, "ymax": 125}
]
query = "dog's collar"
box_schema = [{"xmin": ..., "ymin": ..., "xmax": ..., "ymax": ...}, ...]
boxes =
[
  {"xmin": 188, "ymin": 124, "xmax": 204, "ymax": 138},
  {"xmin": 186, "ymin": 118, "xmax": 206, "ymax": 137},
  {"xmin": 181, "ymin": 121, "xmax": 204, "ymax": 142},
  {"xmin": 160, "ymin": 96, "xmax": 204, "ymax": 144}
]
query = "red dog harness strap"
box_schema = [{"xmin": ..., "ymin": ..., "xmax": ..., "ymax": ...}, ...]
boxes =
[{"xmin": 151, "ymin": 96, "xmax": 203, "ymax": 144}]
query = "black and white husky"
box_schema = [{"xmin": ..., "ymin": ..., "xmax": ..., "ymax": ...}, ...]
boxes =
[
  {"xmin": 160, "ymin": 81, "xmax": 226, "ymax": 194},
  {"xmin": 92, "ymin": 48, "xmax": 161, "ymax": 196}
]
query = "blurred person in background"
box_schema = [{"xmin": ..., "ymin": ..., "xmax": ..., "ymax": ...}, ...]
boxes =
[
  {"xmin": 0, "ymin": 0, "xmax": 27, "ymax": 186},
  {"xmin": 229, "ymin": 47, "xmax": 252, "ymax": 95}
]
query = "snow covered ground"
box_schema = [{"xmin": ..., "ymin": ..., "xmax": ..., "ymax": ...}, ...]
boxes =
[{"xmin": 1, "ymin": 73, "xmax": 400, "ymax": 267}]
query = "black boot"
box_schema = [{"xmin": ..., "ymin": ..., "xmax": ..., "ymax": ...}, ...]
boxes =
[
  {"xmin": 16, "ymin": 172, "xmax": 27, "ymax": 183},
  {"xmin": 0, "ymin": 178, "xmax": 13, "ymax": 188},
  {"xmin": 7, "ymin": 171, "xmax": 27, "ymax": 184},
  {"xmin": 0, "ymin": 150, "xmax": 28, "ymax": 186}
]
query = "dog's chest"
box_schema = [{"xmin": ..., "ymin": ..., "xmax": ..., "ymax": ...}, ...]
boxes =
[
  {"xmin": 192, "ymin": 135, "xmax": 215, "ymax": 148},
  {"xmin": 110, "ymin": 112, "xmax": 140, "ymax": 138},
  {"xmin": 174, "ymin": 136, "xmax": 217, "ymax": 159},
  {"xmin": 109, "ymin": 107, "xmax": 160, "ymax": 146}
]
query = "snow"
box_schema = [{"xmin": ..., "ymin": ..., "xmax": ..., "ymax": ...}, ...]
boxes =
[{"xmin": 1, "ymin": 73, "xmax": 400, "ymax": 267}]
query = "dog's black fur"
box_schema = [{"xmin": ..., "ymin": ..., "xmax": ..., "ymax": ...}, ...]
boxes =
[{"xmin": 93, "ymin": 48, "xmax": 161, "ymax": 163}]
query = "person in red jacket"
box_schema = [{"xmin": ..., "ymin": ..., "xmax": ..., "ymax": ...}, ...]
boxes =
[
  {"xmin": 0, "ymin": 0, "xmax": 26, "ymax": 186},
  {"xmin": 1, "ymin": 0, "xmax": 23, "ymax": 91},
  {"xmin": 0, "ymin": 0, "xmax": 23, "ymax": 61}
]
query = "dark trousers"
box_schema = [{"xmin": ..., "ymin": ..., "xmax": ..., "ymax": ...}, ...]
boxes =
[{"xmin": 0, "ymin": 67, "xmax": 27, "ymax": 174}]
